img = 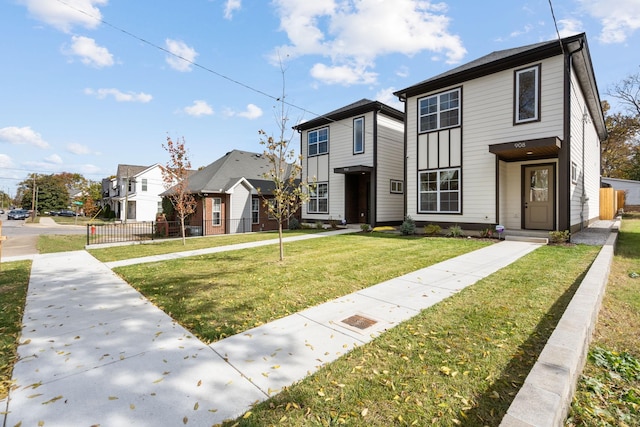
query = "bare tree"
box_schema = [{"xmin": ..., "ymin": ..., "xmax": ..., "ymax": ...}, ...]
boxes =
[
  {"xmin": 258, "ymin": 66, "xmax": 313, "ymax": 261},
  {"xmin": 160, "ymin": 136, "xmax": 197, "ymax": 245},
  {"xmin": 608, "ymin": 70, "xmax": 640, "ymax": 116}
]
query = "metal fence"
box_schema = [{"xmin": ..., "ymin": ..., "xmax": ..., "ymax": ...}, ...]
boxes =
[{"xmin": 86, "ymin": 218, "xmax": 255, "ymax": 246}]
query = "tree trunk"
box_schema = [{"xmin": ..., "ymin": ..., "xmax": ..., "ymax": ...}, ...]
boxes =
[
  {"xmin": 180, "ymin": 215, "xmax": 186, "ymax": 246},
  {"xmin": 278, "ymin": 222, "xmax": 284, "ymax": 261}
]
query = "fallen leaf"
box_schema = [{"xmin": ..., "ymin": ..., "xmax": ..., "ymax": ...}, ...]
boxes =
[
  {"xmin": 243, "ymin": 411, "xmax": 252, "ymax": 419},
  {"xmin": 183, "ymin": 416, "xmax": 188, "ymax": 424},
  {"xmin": 153, "ymin": 378, "xmax": 164, "ymax": 384},
  {"xmin": 130, "ymin": 404, "xmax": 135, "ymax": 410},
  {"xmin": 193, "ymin": 402, "xmax": 199, "ymax": 410},
  {"xmin": 197, "ymin": 380, "xmax": 202, "ymax": 387},
  {"xmin": 108, "ymin": 396, "xmax": 118, "ymax": 401},
  {"xmin": 42, "ymin": 396, "xmax": 63, "ymax": 405},
  {"xmin": 361, "ymin": 408, "xmax": 369, "ymax": 417}
]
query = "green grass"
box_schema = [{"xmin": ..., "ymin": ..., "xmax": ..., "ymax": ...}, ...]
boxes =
[
  {"xmin": 38, "ymin": 234, "xmax": 87, "ymax": 253},
  {"xmin": 0, "ymin": 261, "xmax": 31, "ymax": 400},
  {"xmin": 568, "ymin": 212, "xmax": 640, "ymax": 426},
  {"xmin": 215, "ymin": 244, "xmax": 599, "ymax": 426},
  {"xmin": 114, "ymin": 234, "xmax": 491, "ymax": 342}
]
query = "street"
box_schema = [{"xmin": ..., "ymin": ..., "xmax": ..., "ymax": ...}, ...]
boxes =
[{"xmin": 0, "ymin": 215, "xmax": 85, "ymax": 258}]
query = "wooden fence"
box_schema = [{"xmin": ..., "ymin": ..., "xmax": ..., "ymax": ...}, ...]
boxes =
[{"xmin": 600, "ymin": 188, "xmax": 626, "ymax": 220}]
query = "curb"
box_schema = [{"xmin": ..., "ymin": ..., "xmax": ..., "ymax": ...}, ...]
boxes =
[{"xmin": 500, "ymin": 223, "xmax": 619, "ymax": 426}]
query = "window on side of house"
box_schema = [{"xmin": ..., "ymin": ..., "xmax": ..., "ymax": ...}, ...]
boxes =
[
  {"xmin": 390, "ymin": 179, "xmax": 404, "ymax": 194},
  {"xmin": 308, "ymin": 127, "xmax": 329, "ymax": 156},
  {"xmin": 353, "ymin": 117, "xmax": 364, "ymax": 154},
  {"xmin": 157, "ymin": 201, "xmax": 163, "ymax": 213},
  {"xmin": 252, "ymin": 198, "xmax": 259, "ymax": 223},
  {"xmin": 308, "ymin": 182, "xmax": 328, "ymax": 213},
  {"xmin": 212, "ymin": 197, "xmax": 221, "ymax": 226},
  {"xmin": 142, "ymin": 178, "xmax": 148, "ymax": 191},
  {"xmin": 515, "ymin": 65, "xmax": 540, "ymax": 124},
  {"xmin": 571, "ymin": 162, "xmax": 578, "ymax": 184},
  {"xmin": 418, "ymin": 168, "xmax": 461, "ymax": 213},
  {"xmin": 419, "ymin": 88, "xmax": 460, "ymax": 133}
]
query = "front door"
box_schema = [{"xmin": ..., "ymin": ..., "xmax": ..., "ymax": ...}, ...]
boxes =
[
  {"xmin": 345, "ymin": 174, "xmax": 370, "ymax": 224},
  {"xmin": 524, "ymin": 165, "xmax": 554, "ymax": 230}
]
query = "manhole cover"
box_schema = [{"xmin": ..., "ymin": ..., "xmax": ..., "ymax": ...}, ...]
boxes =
[{"xmin": 341, "ymin": 314, "xmax": 377, "ymax": 330}]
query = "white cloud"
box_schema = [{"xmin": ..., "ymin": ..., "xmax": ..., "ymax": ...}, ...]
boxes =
[
  {"xmin": 224, "ymin": 0, "xmax": 241, "ymax": 20},
  {"xmin": 579, "ymin": 0, "xmax": 640, "ymax": 43},
  {"xmin": 0, "ymin": 154, "xmax": 14, "ymax": 169},
  {"xmin": 84, "ymin": 88, "xmax": 153, "ymax": 103},
  {"xmin": 0, "ymin": 126, "xmax": 49, "ymax": 148},
  {"xmin": 237, "ymin": 104, "xmax": 263, "ymax": 119},
  {"xmin": 65, "ymin": 35, "xmax": 114, "ymax": 68},
  {"xmin": 271, "ymin": 0, "xmax": 466, "ymax": 85},
  {"xmin": 67, "ymin": 143, "xmax": 90, "ymax": 155},
  {"xmin": 20, "ymin": 0, "xmax": 107, "ymax": 32},
  {"xmin": 78, "ymin": 164, "xmax": 101, "ymax": 174},
  {"xmin": 165, "ymin": 39, "xmax": 198, "ymax": 72},
  {"xmin": 555, "ymin": 19, "xmax": 583, "ymax": 38},
  {"xmin": 45, "ymin": 154, "xmax": 63, "ymax": 164},
  {"xmin": 184, "ymin": 100, "xmax": 214, "ymax": 117},
  {"xmin": 375, "ymin": 87, "xmax": 404, "ymax": 111}
]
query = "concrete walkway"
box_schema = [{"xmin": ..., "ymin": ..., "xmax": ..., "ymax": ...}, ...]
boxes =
[{"xmin": 2, "ymin": 234, "xmax": 544, "ymax": 426}]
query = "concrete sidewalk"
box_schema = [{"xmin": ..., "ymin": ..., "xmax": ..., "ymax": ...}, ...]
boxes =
[{"xmin": 2, "ymin": 238, "xmax": 543, "ymax": 426}]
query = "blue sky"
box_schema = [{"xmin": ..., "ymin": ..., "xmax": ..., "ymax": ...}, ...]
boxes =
[{"xmin": 1, "ymin": 0, "xmax": 639, "ymax": 195}]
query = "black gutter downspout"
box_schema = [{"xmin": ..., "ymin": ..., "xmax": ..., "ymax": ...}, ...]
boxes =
[
  {"xmin": 397, "ymin": 94, "xmax": 408, "ymax": 221},
  {"xmin": 560, "ymin": 37, "xmax": 586, "ymax": 231},
  {"xmin": 372, "ymin": 109, "xmax": 379, "ymax": 227}
]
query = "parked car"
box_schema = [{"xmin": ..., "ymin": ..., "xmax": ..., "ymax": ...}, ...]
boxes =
[
  {"xmin": 7, "ymin": 209, "xmax": 30, "ymax": 220},
  {"xmin": 0, "ymin": 209, "xmax": 4, "ymax": 214},
  {"xmin": 57, "ymin": 210, "xmax": 79, "ymax": 217}
]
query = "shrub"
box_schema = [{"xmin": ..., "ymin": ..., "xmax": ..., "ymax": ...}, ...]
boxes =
[
  {"xmin": 360, "ymin": 223, "xmax": 371, "ymax": 232},
  {"xmin": 479, "ymin": 227, "xmax": 494, "ymax": 238},
  {"xmin": 328, "ymin": 217, "xmax": 339, "ymax": 229},
  {"xmin": 446, "ymin": 224, "xmax": 464, "ymax": 237},
  {"xmin": 400, "ymin": 215, "xmax": 416, "ymax": 235},
  {"xmin": 549, "ymin": 230, "xmax": 571, "ymax": 243},
  {"xmin": 424, "ymin": 223, "xmax": 441, "ymax": 236},
  {"xmin": 288, "ymin": 217, "xmax": 301, "ymax": 230},
  {"xmin": 315, "ymin": 220, "xmax": 325, "ymax": 230}
]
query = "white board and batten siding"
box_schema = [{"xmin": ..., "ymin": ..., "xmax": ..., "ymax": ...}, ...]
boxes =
[
  {"xmin": 228, "ymin": 181, "xmax": 253, "ymax": 233},
  {"xmin": 407, "ymin": 56, "xmax": 566, "ymax": 228},
  {"xmin": 568, "ymin": 68, "xmax": 601, "ymax": 228},
  {"xmin": 375, "ymin": 114, "xmax": 404, "ymax": 222}
]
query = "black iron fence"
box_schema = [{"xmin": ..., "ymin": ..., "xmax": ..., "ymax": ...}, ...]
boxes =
[{"xmin": 86, "ymin": 218, "xmax": 255, "ymax": 246}]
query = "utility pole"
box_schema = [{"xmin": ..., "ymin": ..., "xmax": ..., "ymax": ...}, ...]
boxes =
[
  {"xmin": 31, "ymin": 174, "xmax": 37, "ymax": 219},
  {"xmin": 123, "ymin": 168, "xmax": 129, "ymax": 224}
]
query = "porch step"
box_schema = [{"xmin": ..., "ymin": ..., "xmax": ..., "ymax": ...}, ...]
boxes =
[{"xmin": 504, "ymin": 235, "xmax": 549, "ymax": 244}]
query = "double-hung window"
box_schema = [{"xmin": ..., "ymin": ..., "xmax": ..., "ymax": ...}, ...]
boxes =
[
  {"xmin": 308, "ymin": 127, "xmax": 328, "ymax": 156},
  {"xmin": 212, "ymin": 197, "xmax": 221, "ymax": 226},
  {"xmin": 419, "ymin": 88, "xmax": 460, "ymax": 133},
  {"xmin": 353, "ymin": 117, "xmax": 364, "ymax": 154},
  {"xmin": 419, "ymin": 168, "xmax": 460, "ymax": 213},
  {"xmin": 308, "ymin": 182, "xmax": 328, "ymax": 213},
  {"xmin": 141, "ymin": 178, "xmax": 148, "ymax": 191},
  {"xmin": 515, "ymin": 65, "xmax": 540, "ymax": 123},
  {"xmin": 251, "ymin": 198, "xmax": 259, "ymax": 224}
]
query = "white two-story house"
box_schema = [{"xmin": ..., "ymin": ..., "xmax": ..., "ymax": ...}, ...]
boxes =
[
  {"xmin": 394, "ymin": 33, "xmax": 606, "ymax": 233},
  {"xmin": 295, "ymin": 99, "xmax": 405, "ymax": 227},
  {"xmin": 102, "ymin": 163, "xmax": 164, "ymax": 222}
]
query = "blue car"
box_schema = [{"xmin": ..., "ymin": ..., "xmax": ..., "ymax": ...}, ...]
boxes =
[{"xmin": 7, "ymin": 209, "xmax": 30, "ymax": 220}]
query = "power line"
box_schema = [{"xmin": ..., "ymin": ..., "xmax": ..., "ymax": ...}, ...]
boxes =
[{"xmin": 547, "ymin": 0, "xmax": 565, "ymax": 55}]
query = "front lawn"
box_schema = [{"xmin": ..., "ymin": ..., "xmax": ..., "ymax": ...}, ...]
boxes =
[
  {"xmin": 114, "ymin": 233, "xmax": 491, "ymax": 342},
  {"xmin": 0, "ymin": 261, "xmax": 31, "ymax": 400},
  {"xmin": 211, "ymin": 242, "xmax": 599, "ymax": 426}
]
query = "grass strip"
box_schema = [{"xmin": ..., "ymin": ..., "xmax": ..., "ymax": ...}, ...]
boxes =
[
  {"xmin": 218, "ymin": 244, "xmax": 599, "ymax": 426},
  {"xmin": 568, "ymin": 213, "xmax": 640, "ymax": 426},
  {"xmin": 0, "ymin": 261, "xmax": 31, "ymax": 400},
  {"xmin": 114, "ymin": 233, "xmax": 491, "ymax": 343}
]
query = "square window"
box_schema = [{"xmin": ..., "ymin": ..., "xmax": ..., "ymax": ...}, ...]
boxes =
[
  {"xmin": 308, "ymin": 127, "xmax": 329, "ymax": 156},
  {"xmin": 419, "ymin": 88, "xmax": 461, "ymax": 133},
  {"xmin": 418, "ymin": 168, "xmax": 461, "ymax": 213}
]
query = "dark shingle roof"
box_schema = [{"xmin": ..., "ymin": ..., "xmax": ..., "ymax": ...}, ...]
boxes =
[{"xmin": 294, "ymin": 98, "xmax": 403, "ymax": 131}]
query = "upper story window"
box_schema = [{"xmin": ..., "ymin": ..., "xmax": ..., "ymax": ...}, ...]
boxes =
[
  {"xmin": 308, "ymin": 127, "xmax": 328, "ymax": 156},
  {"xmin": 141, "ymin": 178, "xmax": 148, "ymax": 191},
  {"xmin": 419, "ymin": 88, "xmax": 460, "ymax": 133},
  {"xmin": 353, "ymin": 117, "xmax": 364, "ymax": 154},
  {"xmin": 515, "ymin": 65, "xmax": 540, "ymax": 124}
]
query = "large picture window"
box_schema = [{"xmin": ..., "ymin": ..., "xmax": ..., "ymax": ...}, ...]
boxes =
[
  {"xmin": 353, "ymin": 117, "xmax": 364, "ymax": 154},
  {"xmin": 419, "ymin": 168, "xmax": 460, "ymax": 213},
  {"xmin": 419, "ymin": 88, "xmax": 460, "ymax": 133},
  {"xmin": 212, "ymin": 197, "xmax": 221, "ymax": 226},
  {"xmin": 308, "ymin": 182, "xmax": 328, "ymax": 213},
  {"xmin": 515, "ymin": 65, "xmax": 540, "ymax": 123},
  {"xmin": 308, "ymin": 127, "xmax": 328, "ymax": 156}
]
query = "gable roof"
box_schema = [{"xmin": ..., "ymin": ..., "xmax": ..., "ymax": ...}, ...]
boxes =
[
  {"xmin": 294, "ymin": 98, "xmax": 404, "ymax": 131},
  {"xmin": 116, "ymin": 164, "xmax": 149, "ymax": 178},
  {"xmin": 183, "ymin": 149, "xmax": 293, "ymax": 195},
  {"xmin": 394, "ymin": 32, "xmax": 606, "ymax": 140}
]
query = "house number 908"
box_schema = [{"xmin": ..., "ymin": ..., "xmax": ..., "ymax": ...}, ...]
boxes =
[{"xmin": 513, "ymin": 142, "xmax": 527, "ymax": 148}]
